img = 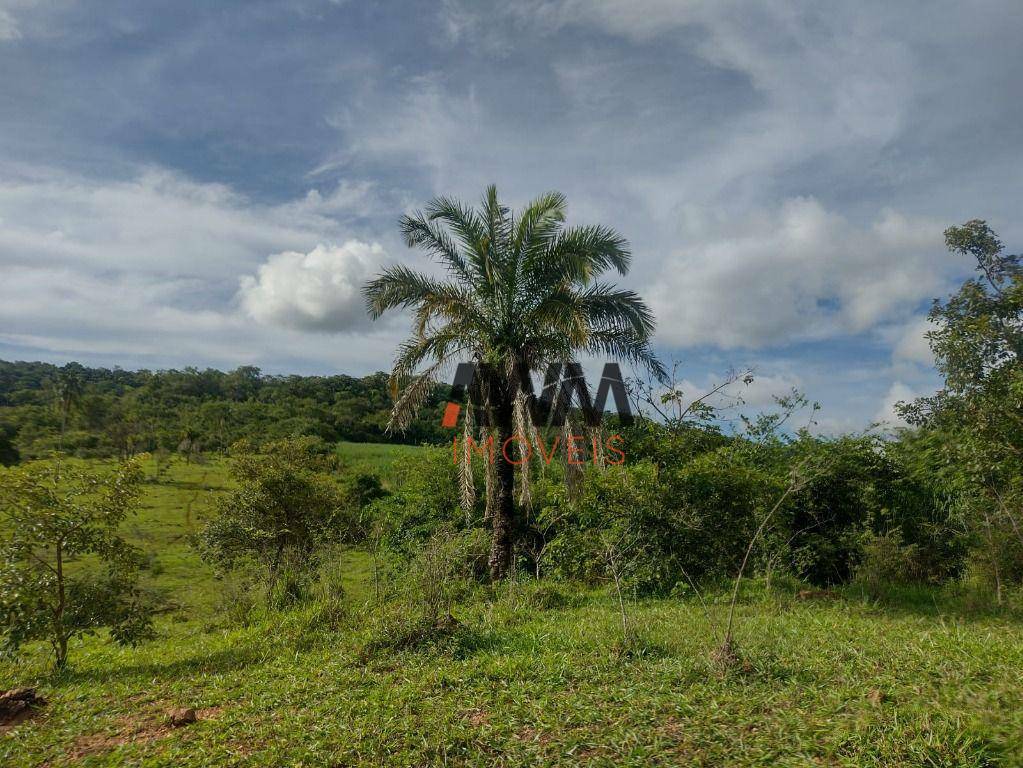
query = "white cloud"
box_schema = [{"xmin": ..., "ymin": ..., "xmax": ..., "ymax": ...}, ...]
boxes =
[
  {"xmin": 663, "ymin": 370, "xmax": 801, "ymax": 413},
  {"xmin": 0, "ymin": 166, "xmax": 344, "ymax": 277},
  {"xmin": 647, "ymin": 198, "xmax": 953, "ymax": 348},
  {"xmin": 327, "ymin": 74, "xmax": 482, "ymax": 191},
  {"xmin": 0, "ymin": 263, "xmax": 403, "ymax": 373},
  {"xmin": 516, "ymin": 0, "xmax": 915, "ymax": 140},
  {"xmin": 0, "ymin": 9, "xmax": 20, "ymax": 41},
  {"xmin": 892, "ymin": 315, "xmax": 935, "ymax": 368},
  {"xmin": 238, "ymin": 241, "xmax": 386, "ymax": 332},
  {"xmin": 874, "ymin": 381, "xmax": 918, "ymax": 429},
  {"xmin": 0, "ymin": 165, "xmax": 403, "ymax": 371}
]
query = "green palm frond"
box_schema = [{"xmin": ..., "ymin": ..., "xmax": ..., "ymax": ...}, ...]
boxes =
[
  {"xmin": 389, "ymin": 328, "xmax": 474, "ymax": 390},
  {"xmin": 513, "ymin": 191, "xmax": 566, "ymax": 258},
  {"xmin": 577, "ymin": 283, "xmax": 657, "ymax": 337},
  {"xmin": 529, "ymin": 224, "xmax": 631, "ymax": 287},
  {"xmin": 585, "ymin": 330, "xmax": 667, "ymax": 381},
  {"xmin": 400, "ymin": 212, "xmax": 475, "ymax": 285},
  {"xmin": 365, "ymin": 185, "xmax": 662, "ymax": 430},
  {"xmin": 387, "ymin": 362, "xmax": 444, "ymax": 433},
  {"xmin": 424, "ymin": 196, "xmax": 491, "ymax": 283},
  {"xmin": 363, "ymin": 265, "xmax": 474, "ymax": 320}
]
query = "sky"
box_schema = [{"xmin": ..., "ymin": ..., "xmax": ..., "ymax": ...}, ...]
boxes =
[{"xmin": 1, "ymin": 0, "xmax": 1021, "ymax": 433}]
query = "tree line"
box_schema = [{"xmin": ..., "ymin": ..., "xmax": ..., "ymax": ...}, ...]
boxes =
[{"xmin": 0, "ymin": 362, "xmax": 454, "ymax": 463}]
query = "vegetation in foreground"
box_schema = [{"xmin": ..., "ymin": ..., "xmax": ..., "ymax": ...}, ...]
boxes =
[{"xmin": 1, "ymin": 456, "xmax": 1021, "ymax": 767}]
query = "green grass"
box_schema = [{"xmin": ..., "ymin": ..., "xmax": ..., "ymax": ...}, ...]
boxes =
[
  {"xmin": 131, "ymin": 459, "xmax": 230, "ymax": 614},
  {"xmin": 3, "ymin": 452, "xmax": 1023, "ymax": 766},
  {"xmin": 117, "ymin": 441, "xmax": 421, "ymax": 612},
  {"xmin": 336, "ymin": 440, "xmax": 427, "ymax": 487}
]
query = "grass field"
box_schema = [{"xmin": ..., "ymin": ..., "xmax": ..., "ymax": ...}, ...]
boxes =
[
  {"xmin": 335, "ymin": 440, "xmax": 425, "ymax": 487},
  {"xmin": 3, "ymin": 451, "xmax": 1023, "ymax": 766}
]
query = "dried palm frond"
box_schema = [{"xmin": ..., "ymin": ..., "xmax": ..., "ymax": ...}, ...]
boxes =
[
  {"xmin": 386, "ymin": 362, "xmax": 442, "ymax": 433},
  {"xmin": 589, "ymin": 423, "xmax": 606, "ymax": 470},
  {"xmin": 513, "ymin": 392, "xmax": 534, "ymax": 508},
  {"xmin": 459, "ymin": 395, "xmax": 476, "ymax": 520},
  {"xmin": 564, "ymin": 414, "xmax": 583, "ymax": 499}
]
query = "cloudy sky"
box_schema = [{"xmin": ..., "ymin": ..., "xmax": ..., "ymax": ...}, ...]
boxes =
[{"xmin": 1, "ymin": 0, "xmax": 1021, "ymax": 431}]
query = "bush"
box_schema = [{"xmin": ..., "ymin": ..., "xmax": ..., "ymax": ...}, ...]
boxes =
[
  {"xmin": 308, "ymin": 547, "xmax": 350, "ymax": 631},
  {"xmin": 541, "ymin": 461, "xmax": 665, "ymax": 589},
  {"xmin": 215, "ymin": 570, "xmax": 260, "ymax": 627},
  {"xmin": 402, "ymin": 527, "xmax": 488, "ymax": 619},
  {"xmin": 338, "ymin": 469, "xmax": 386, "ymax": 541},
  {"xmin": 0, "ymin": 426, "xmax": 18, "ymax": 466},
  {"xmin": 854, "ymin": 530, "xmax": 921, "ymax": 598},
  {"xmin": 198, "ymin": 437, "xmax": 359, "ymax": 601},
  {"xmin": 525, "ymin": 582, "xmax": 577, "ymax": 610},
  {"xmin": 361, "ymin": 604, "xmax": 461, "ymax": 658},
  {"xmin": 375, "ymin": 447, "xmax": 468, "ymax": 554},
  {"xmin": 266, "ymin": 547, "xmax": 314, "ymax": 609},
  {"xmin": 359, "ymin": 526, "xmax": 488, "ymax": 658},
  {"xmin": 539, "ymin": 454, "xmax": 782, "ymax": 595},
  {"xmin": 962, "ymin": 521, "xmax": 1023, "ymax": 602}
]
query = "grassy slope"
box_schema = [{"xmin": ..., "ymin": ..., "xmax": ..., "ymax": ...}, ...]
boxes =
[
  {"xmin": 3, "ymin": 451, "xmax": 1023, "ymax": 767},
  {"xmin": 334, "ymin": 440, "xmax": 425, "ymax": 488},
  {"xmin": 110, "ymin": 441, "xmax": 419, "ymax": 612}
]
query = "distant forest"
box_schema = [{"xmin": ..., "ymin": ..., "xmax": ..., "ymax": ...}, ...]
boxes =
[{"xmin": 0, "ymin": 360, "xmax": 452, "ymax": 462}]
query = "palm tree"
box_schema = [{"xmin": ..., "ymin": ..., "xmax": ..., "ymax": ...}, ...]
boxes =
[
  {"xmin": 364, "ymin": 186, "xmax": 663, "ymax": 579},
  {"xmin": 53, "ymin": 363, "xmax": 84, "ymax": 480},
  {"xmin": 54, "ymin": 364, "xmax": 84, "ymax": 450}
]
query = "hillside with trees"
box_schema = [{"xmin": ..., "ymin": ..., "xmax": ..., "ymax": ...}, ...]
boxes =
[{"xmin": 0, "ymin": 362, "xmax": 452, "ymax": 462}]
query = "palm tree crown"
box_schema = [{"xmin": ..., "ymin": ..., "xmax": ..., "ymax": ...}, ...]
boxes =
[
  {"xmin": 364, "ymin": 185, "xmax": 663, "ymax": 429},
  {"xmin": 363, "ymin": 185, "xmax": 662, "ymax": 578}
]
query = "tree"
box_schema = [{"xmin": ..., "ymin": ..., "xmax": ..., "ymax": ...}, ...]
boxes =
[
  {"xmin": 0, "ymin": 425, "xmax": 18, "ymax": 466},
  {"xmin": 198, "ymin": 438, "xmax": 352, "ymax": 600},
  {"xmin": 52, "ymin": 363, "xmax": 84, "ymax": 476},
  {"xmin": 54, "ymin": 364, "xmax": 84, "ymax": 447},
  {"xmin": 363, "ymin": 186, "xmax": 662, "ymax": 579},
  {"xmin": 0, "ymin": 457, "xmax": 154, "ymax": 669},
  {"xmin": 900, "ymin": 220, "xmax": 1023, "ymax": 601}
]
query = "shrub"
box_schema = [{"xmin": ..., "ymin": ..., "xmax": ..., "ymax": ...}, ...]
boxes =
[
  {"xmin": 541, "ymin": 461, "xmax": 664, "ymax": 589},
  {"xmin": 375, "ymin": 447, "xmax": 466, "ymax": 554},
  {"xmin": 308, "ymin": 546, "xmax": 350, "ymax": 631},
  {"xmin": 215, "ymin": 570, "xmax": 260, "ymax": 627},
  {"xmin": 266, "ymin": 547, "xmax": 314, "ymax": 609},
  {"xmin": 0, "ymin": 457, "xmax": 156, "ymax": 669},
  {"xmin": 339, "ymin": 469, "xmax": 386, "ymax": 541},
  {"xmin": 198, "ymin": 437, "xmax": 355, "ymax": 600},
  {"xmin": 361, "ymin": 604, "xmax": 461, "ymax": 658},
  {"xmin": 525, "ymin": 582, "xmax": 577, "ymax": 611},
  {"xmin": 0, "ymin": 425, "xmax": 18, "ymax": 466},
  {"xmin": 403, "ymin": 527, "xmax": 488, "ymax": 620},
  {"xmin": 360, "ymin": 526, "xmax": 487, "ymax": 658},
  {"xmin": 854, "ymin": 530, "xmax": 921, "ymax": 598}
]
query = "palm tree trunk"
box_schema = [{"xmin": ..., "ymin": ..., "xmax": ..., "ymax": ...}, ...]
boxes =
[
  {"xmin": 488, "ymin": 400, "xmax": 515, "ymax": 580},
  {"xmin": 54, "ymin": 397, "xmax": 70, "ymax": 483}
]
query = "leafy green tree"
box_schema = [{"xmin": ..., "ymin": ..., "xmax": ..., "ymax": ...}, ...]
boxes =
[
  {"xmin": 0, "ymin": 360, "xmax": 451, "ymax": 459},
  {"xmin": 363, "ymin": 186, "xmax": 663, "ymax": 579},
  {"xmin": 0, "ymin": 457, "xmax": 154, "ymax": 669},
  {"xmin": 198, "ymin": 438, "xmax": 353, "ymax": 599},
  {"xmin": 901, "ymin": 220, "xmax": 1023, "ymax": 601}
]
